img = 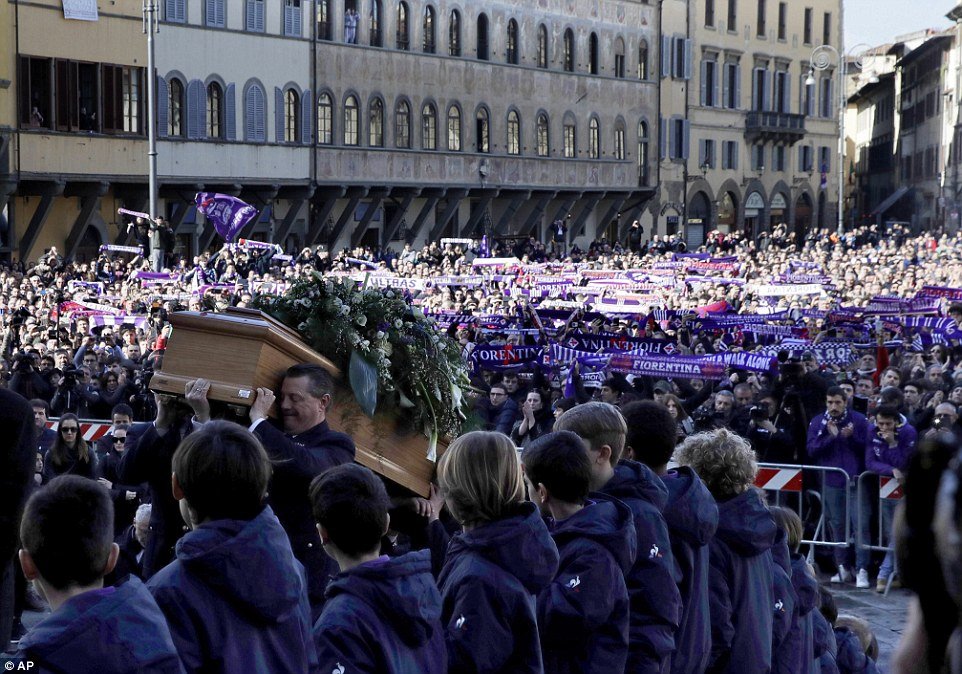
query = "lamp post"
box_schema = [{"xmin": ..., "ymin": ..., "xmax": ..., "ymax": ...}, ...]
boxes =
[
  {"xmin": 143, "ymin": 0, "xmax": 159, "ymax": 220},
  {"xmin": 806, "ymin": 44, "xmax": 878, "ymax": 236}
]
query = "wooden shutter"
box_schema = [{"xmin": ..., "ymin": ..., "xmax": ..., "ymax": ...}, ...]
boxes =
[
  {"xmin": 274, "ymin": 86, "xmax": 284, "ymax": 142},
  {"xmin": 156, "ymin": 75, "xmax": 169, "ymax": 137},
  {"xmin": 186, "ymin": 80, "xmax": 204, "ymax": 139},
  {"xmin": 224, "ymin": 83, "xmax": 236, "ymax": 140},
  {"xmin": 300, "ymin": 89, "xmax": 312, "ymax": 144}
]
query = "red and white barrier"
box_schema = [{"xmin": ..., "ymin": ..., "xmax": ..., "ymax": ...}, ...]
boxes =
[
  {"xmin": 754, "ymin": 467, "xmax": 803, "ymax": 492},
  {"xmin": 45, "ymin": 419, "xmax": 112, "ymax": 443},
  {"xmin": 879, "ymin": 476, "xmax": 904, "ymax": 500}
]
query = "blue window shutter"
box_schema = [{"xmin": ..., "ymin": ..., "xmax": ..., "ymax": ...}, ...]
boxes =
[
  {"xmin": 225, "ymin": 83, "xmax": 236, "ymax": 140},
  {"xmin": 764, "ymin": 70, "xmax": 772, "ymax": 111},
  {"xmin": 682, "ymin": 120, "xmax": 690, "ymax": 160},
  {"xmin": 301, "ymin": 89, "xmax": 312, "ymax": 144},
  {"xmin": 723, "ymin": 65, "xmax": 730, "ymax": 108},
  {"xmin": 256, "ymin": 0, "xmax": 264, "ymax": 31},
  {"xmin": 186, "ymin": 80, "xmax": 204, "ymax": 139},
  {"xmin": 735, "ymin": 66, "xmax": 741, "ymax": 110},
  {"xmin": 783, "ymin": 74, "xmax": 791, "ymax": 113},
  {"xmin": 683, "ymin": 39, "xmax": 693, "ymax": 80},
  {"xmin": 292, "ymin": 1, "xmax": 302, "ymax": 36},
  {"xmin": 245, "ymin": 87, "xmax": 255, "ymax": 140},
  {"xmin": 255, "ymin": 86, "xmax": 265, "ymax": 141},
  {"xmin": 274, "ymin": 87, "xmax": 284, "ymax": 142},
  {"xmin": 207, "ymin": 0, "xmax": 224, "ymax": 26},
  {"xmin": 283, "ymin": 1, "xmax": 292, "ymax": 35},
  {"xmin": 156, "ymin": 76, "xmax": 169, "ymax": 137},
  {"xmin": 700, "ymin": 60, "xmax": 707, "ymax": 106},
  {"xmin": 659, "ymin": 117, "xmax": 667, "ymax": 159},
  {"xmin": 661, "ymin": 36, "xmax": 671, "ymax": 78},
  {"xmin": 246, "ymin": 0, "xmax": 254, "ymax": 29}
]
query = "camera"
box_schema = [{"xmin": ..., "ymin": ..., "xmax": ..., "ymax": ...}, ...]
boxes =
[
  {"xmin": 750, "ymin": 405, "xmax": 768, "ymax": 422},
  {"xmin": 60, "ymin": 365, "xmax": 82, "ymax": 389},
  {"xmin": 13, "ymin": 355, "xmax": 34, "ymax": 374}
]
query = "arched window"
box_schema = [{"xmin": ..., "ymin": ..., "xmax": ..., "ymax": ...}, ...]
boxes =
[
  {"xmin": 395, "ymin": 99, "xmax": 411, "ymax": 148},
  {"xmin": 317, "ymin": 92, "xmax": 333, "ymax": 144},
  {"xmin": 563, "ymin": 28, "xmax": 575, "ymax": 72},
  {"xmin": 477, "ymin": 13, "xmax": 489, "ymax": 61},
  {"xmin": 537, "ymin": 24, "xmax": 548, "ymax": 68},
  {"xmin": 285, "ymin": 88, "xmax": 299, "ymax": 142},
  {"xmin": 422, "ymin": 101, "xmax": 437, "ymax": 149},
  {"xmin": 316, "ymin": 0, "xmax": 331, "ymax": 39},
  {"xmin": 588, "ymin": 32, "xmax": 598, "ymax": 74},
  {"xmin": 370, "ymin": 0, "xmax": 382, "ymax": 46},
  {"xmin": 422, "ymin": 5, "xmax": 436, "ymax": 53},
  {"xmin": 344, "ymin": 94, "xmax": 359, "ymax": 145},
  {"xmin": 507, "ymin": 110, "xmax": 520, "ymax": 155},
  {"xmin": 243, "ymin": 81, "xmax": 265, "ymax": 142},
  {"xmin": 168, "ymin": 78, "xmax": 185, "ymax": 137},
  {"xmin": 449, "ymin": 9, "xmax": 461, "ymax": 56},
  {"xmin": 638, "ymin": 40, "xmax": 649, "ymax": 79},
  {"xmin": 396, "ymin": 1, "xmax": 409, "ymax": 50},
  {"xmin": 614, "ymin": 37, "xmax": 626, "ymax": 78},
  {"xmin": 506, "ymin": 19, "xmax": 519, "ymax": 65},
  {"xmin": 588, "ymin": 117, "xmax": 599, "ymax": 158},
  {"xmin": 206, "ymin": 81, "xmax": 223, "ymax": 139},
  {"xmin": 369, "ymin": 97, "xmax": 384, "ymax": 147},
  {"xmin": 637, "ymin": 120, "xmax": 649, "ymax": 185},
  {"xmin": 614, "ymin": 119, "xmax": 626, "ymax": 160},
  {"xmin": 475, "ymin": 107, "xmax": 489, "ymax": 153},
  {"xmin": 563, "ymin": 113, "xmax": 576, "ymax": 157},
  {"xmin": 536, "ymin": 112, "xmax": 549, "ymax": 156},
  {"xmin": 447, "ymin": 104, "xmax": 461, "ymax": 151}
]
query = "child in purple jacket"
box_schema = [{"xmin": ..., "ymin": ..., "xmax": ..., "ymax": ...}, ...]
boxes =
[
  {"xmin": 523, "ymin": 431, "xmax": 636, "ymax": 674},
  {"xmin": 16, "ymin": 475, "xmax": 183, "ymax": 674}
]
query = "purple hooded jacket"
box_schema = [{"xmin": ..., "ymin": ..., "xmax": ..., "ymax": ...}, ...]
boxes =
[
  {"xmin": 806, "ymin": 411, "xmax": 870, "ymax": 487},
  {"xmin": 864, "ymin": 421, "xmax": 917, "ymax": 476}
]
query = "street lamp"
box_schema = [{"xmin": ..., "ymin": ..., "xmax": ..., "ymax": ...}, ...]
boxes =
[{"xmin": 805, "ymin": 43, "xmax": 878, "ymax": 236}]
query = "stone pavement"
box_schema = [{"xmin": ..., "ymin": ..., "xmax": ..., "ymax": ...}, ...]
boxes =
[{"xmin": 822, "ymin": 576, "xmax": 911, "ymax": 671}]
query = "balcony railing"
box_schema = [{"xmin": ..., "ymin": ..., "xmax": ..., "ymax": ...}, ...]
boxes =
[{"xmin": 744, "ymin": 111, "xmax": 806, "ymax": 144}]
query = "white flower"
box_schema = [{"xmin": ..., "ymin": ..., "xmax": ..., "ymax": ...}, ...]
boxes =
[
  {"xmin": 394, "ymin": 319, "xmax": 403, "ymax": 329},
  {"xmin": 385, "ymin": 291, "xmax": 395, "ymax": 299},
  {"xmin": 340, "ymin": 305, "xmax": 351, "ymax": 316},
  {"xmin": 294, "ymin": 298, "xmax": 311, "ymax": 308},
  {"xmin": 356, "ymin": 314, "xmax": 368, "ymax": 327},
  {"xmin": 359, "ymin": 339, "xmax": 371, "ymax": 350}
]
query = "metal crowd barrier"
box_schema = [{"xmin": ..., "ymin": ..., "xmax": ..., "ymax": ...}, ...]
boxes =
[
  {"xmin": 856, "ymin": 471, "xmax": 904, "ymax": 596},
  {"xmin": 755, "ymin": 463, "xmax": 852, "ymax": 563}
]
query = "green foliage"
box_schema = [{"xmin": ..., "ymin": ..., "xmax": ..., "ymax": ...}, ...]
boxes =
[{"xmin": 254, "ymin": 272, "xmax": 469, "ymax": 446}]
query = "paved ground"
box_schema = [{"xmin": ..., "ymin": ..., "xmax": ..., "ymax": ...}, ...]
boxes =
[
  {"xmin": 820, "ymin": 574, "xmax": 911, "ymax": 670},
  {"xmin": 9, "ymin": 580, "xmax": 910, "ymax": 668}
]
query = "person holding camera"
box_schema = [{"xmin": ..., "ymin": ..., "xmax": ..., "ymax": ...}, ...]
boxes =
[
  {"xmin": 9, "ymin": 353, "xmax": 52, "ymax": 402},
  {"xmin": 49, "ymin": 362, "xmax": 99, "ymax": 417}
]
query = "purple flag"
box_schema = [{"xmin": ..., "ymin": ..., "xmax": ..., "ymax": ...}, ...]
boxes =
[{"xmin": 195, "ymin": 192, "xmax": 259, "ymax": 242}]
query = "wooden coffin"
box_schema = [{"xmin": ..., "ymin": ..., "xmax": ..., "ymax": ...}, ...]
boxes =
[{"xmin": 150, "ymin": 307, "xmax": 442, "ymax": 496}]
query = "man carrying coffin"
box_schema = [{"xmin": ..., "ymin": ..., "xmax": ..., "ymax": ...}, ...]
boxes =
[{"xmin": 185, "ymin": 364, "xmax": 355, "ymax": 617}]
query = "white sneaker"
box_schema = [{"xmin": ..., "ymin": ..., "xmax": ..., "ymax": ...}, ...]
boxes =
[
  {"xmin": 830, "ymin": 565, "xmax": 851, "ymax": 583},
  {"xmin": 856, "ymin": 568, "xmax": 870, "ymax": 589}
]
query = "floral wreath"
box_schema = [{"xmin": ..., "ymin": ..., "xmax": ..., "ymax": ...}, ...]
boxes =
[{"xmin": 254, "ymin": 272, "xmax": 468, "ymax": 458}]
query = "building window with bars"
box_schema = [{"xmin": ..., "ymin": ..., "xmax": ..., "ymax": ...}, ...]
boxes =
[
  {"xmin": 447, "ymin": 104, "xmax": 461, "ymax": 151},
  {"xmin": 537, "ymin": 112, "xmax": 549, "ymax": 156},
  {"xmin": 507, "ymin": 109, "xmax": 520, "ymax": 155},
  {"xmin": 344, "ymin": 94, "xmax": 359, "ymax": 145},
  {"xmin": 422, "ymin": 102, "xmax": 437, "ymax": 149},
  {"xmin": 317, "ymin": 92, "xmax": 333, "ymax": 144},
  {"xmin": 395, "ymin": 99, "xmax": 410, "ymax": 148}
]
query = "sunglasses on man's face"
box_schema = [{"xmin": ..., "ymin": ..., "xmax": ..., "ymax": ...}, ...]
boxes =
[{"xmin": 113, "ymin": 437, "xmax": 127, "ymax": 444}]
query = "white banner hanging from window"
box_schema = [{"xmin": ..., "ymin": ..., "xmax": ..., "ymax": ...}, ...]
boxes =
[{"xmin": 62, "ymin": 0, "xmax": 99, "ymax": 21}]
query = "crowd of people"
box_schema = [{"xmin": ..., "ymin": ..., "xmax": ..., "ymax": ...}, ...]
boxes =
[{"xmin": 2, "ymin": 221, "xmax": 962, "ymax": 672}]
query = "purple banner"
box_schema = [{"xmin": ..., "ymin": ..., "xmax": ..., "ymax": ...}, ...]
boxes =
[{"xmin": 195, "ymin": 193, "xmax": 259, "ymax": 242}]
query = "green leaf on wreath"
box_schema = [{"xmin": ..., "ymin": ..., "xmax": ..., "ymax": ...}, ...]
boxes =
[{"xmin": 349, "ymin": 349, "xmax": 379, "ymax": 417}]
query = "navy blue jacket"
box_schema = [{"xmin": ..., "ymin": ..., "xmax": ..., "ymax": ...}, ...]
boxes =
[
  {"xmin": 788, "ymin": 552, "xmax": 819, "ymax": 674},
  {"xmin": 17, "ymin": 577, "xmax": 184, "ymax": 674},
  {"xmin": 834, "ymin": 627, "xmax": 880, "ymax": 674},
  {"xmin": 707, "ymin": 488, "xmax": 776, "ymax": 674},
  {"xmin": 537, "ymin": 499, "xmax": 636, "ymax": 674},
  {"xmin": 663, "ymin": 467, "xmax": 719, "ymax": 674},
  {"xmin": 313, "ymin": 550, "xmax": 445, "ymax": 674},
  {"xmin": 117, "ymin": 422, "xmax": 188, "ymax": 578},
  {"xmin": 254, "ymin": 419, "xmax": 355, "ymax": 608},
  {"xmin": 148, "ymin": 506, "xmax": 317, "ymax": 674},
  {"xmin": 593, "ymin": 459, "xmax": 682, "ymax": 674},
  {"xmin": 439, "ymin": 501, "xmax": 559, "ymax": 674},
  {"xmin": 770, "ymin": 529, "xmax": 799, "ymax": 674},
  {"xmin": 813, "ymin": 611, "xmax": 839, "ymax": 674}
]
